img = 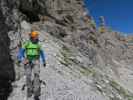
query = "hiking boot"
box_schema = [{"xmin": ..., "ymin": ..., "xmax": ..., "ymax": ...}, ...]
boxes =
[
  {"xmin": 27, "ymin": 92, "xmax": 32, "ymax": 98},
  {"xmin": 34, "ymin": 96, "xmax": 40, "ymax": 100},
  {"xmin": 27, "ymin": 88, "xmax": 33, "ymax": 98}
]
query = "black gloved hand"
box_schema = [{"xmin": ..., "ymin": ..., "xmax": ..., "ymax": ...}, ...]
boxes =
[
  {"xmin": 18, "ymin": 60, "xmax": 21, "ymax": 64},
  {"xmin": 17, "ymin": 60, "xmax": 21, "ymax": 67},
  {"xmin": 43, "ymin": 62, "xmax": 46, "ymax": 67}
]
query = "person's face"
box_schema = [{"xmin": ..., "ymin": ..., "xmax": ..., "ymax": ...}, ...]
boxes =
[
  {"xmin": 34, "ymin": 36, "xmax": 38, "ymax": 40},
  {"xmin": 31, "ymin": 35, "xmax": 38, "ymax": 40}
]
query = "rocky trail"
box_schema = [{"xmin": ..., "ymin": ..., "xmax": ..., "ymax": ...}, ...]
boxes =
[
  {"xmin": 8, "ymin": 22, "xmax": 133, "ymax": 100},
  {"xmin": 8, "ymin": 27, "xmax": 107, "ymax": 100}
]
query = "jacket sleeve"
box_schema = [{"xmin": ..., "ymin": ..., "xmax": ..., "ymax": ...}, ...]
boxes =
[
  {"xmin": 17, "ymin": 48, "xmax": 25, "ymax": 62},
  {"xmin": 40, "ymin": 49, "xmax": 46, "ymax": 63},
  {"xmin": 17, "ymin": 41, "xmax": 28, "ymax": 62}
]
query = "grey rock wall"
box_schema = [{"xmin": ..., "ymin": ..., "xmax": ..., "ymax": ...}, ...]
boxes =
[{"xmin": 0, "ymin": 1, "xmax": 15, "ymax": 99}]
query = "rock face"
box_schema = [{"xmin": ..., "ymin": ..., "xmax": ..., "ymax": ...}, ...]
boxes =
[
  {"xmin": 0, "ymin": 1, "xmax": 15, "ymax": 99},
  {"xmin": 0, "ymin": 0, "xmax": 133, "ymax": 100}
]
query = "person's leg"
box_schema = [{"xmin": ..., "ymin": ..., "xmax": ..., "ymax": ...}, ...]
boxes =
[
  {"xmin": 33, "ymin": 60, "xmax": 41, "ymax": 100},
  {"xmin": 25, "ymin": 62, "xmax": 32, "ymax": 97}
]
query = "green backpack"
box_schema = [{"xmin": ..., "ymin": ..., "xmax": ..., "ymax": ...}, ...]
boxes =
[{"xmin": 23, "ymin": 41, "xmax": 41, "ymax": 57}]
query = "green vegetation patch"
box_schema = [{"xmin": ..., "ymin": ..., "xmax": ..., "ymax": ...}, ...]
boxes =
[
  {"xmin": 79, "ymin": 65, "xmax": 96, "ymax": 76},
  {"xmin": 59, "ymin": 45, "xmax": 73, "ymax": 66},
  {"xmin": 109, "ymin": 80, "xmax": 133, "ymax": 100}
]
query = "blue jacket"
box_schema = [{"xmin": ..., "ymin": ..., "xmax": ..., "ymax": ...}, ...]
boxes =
[{"xmin": 17, "ymin": 48, "xmax": 46, "ymax": 64}]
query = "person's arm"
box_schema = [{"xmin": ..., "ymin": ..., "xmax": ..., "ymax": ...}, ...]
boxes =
[
  {"xmin": 40, "ymin": 49, "xmax": 46, "ymax": 66},
  {"xmin": 17, "ymin": 41, "xmax": 28, "ymax": 62},
  {"xmin": 17, "ymin": 48, "xmax": 25, "ymax": 62}
]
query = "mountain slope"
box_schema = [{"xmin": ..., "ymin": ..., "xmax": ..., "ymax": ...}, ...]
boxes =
[
  {"xmin": 9, "ymin": 25, "xmax": 107, "ymax": 100},
  {"xmin": 9, "ymin": 22, "xmax": 133, "ymax": 100},
  {"xmin": 0, "ymin": 0, "xmax": 132, "ymax": 100}
]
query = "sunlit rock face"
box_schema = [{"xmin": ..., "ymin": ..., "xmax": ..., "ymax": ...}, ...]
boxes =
[{"xmin": 0, "ymin": 0, "xmax": 133, "ymax": 100}]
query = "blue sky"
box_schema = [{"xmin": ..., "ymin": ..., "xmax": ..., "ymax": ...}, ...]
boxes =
[{"xmin": 84, "ymin": 0, "xmax": 133, "ymax": 35}]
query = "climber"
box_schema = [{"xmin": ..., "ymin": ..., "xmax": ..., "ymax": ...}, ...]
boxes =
[{"xmin": 17, "ymin": 31, "xmax": 46, "ymax": 100}]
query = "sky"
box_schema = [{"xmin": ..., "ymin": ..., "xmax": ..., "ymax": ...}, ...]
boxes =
[{"xmin": 84, "ymin": 0, "xmax": 133, "ymax": 35}]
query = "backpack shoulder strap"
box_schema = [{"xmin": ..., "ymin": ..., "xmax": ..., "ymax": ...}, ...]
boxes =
[{"xmin": 22, "ymin": 41, "xmax": 30, "ymax": 49}]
